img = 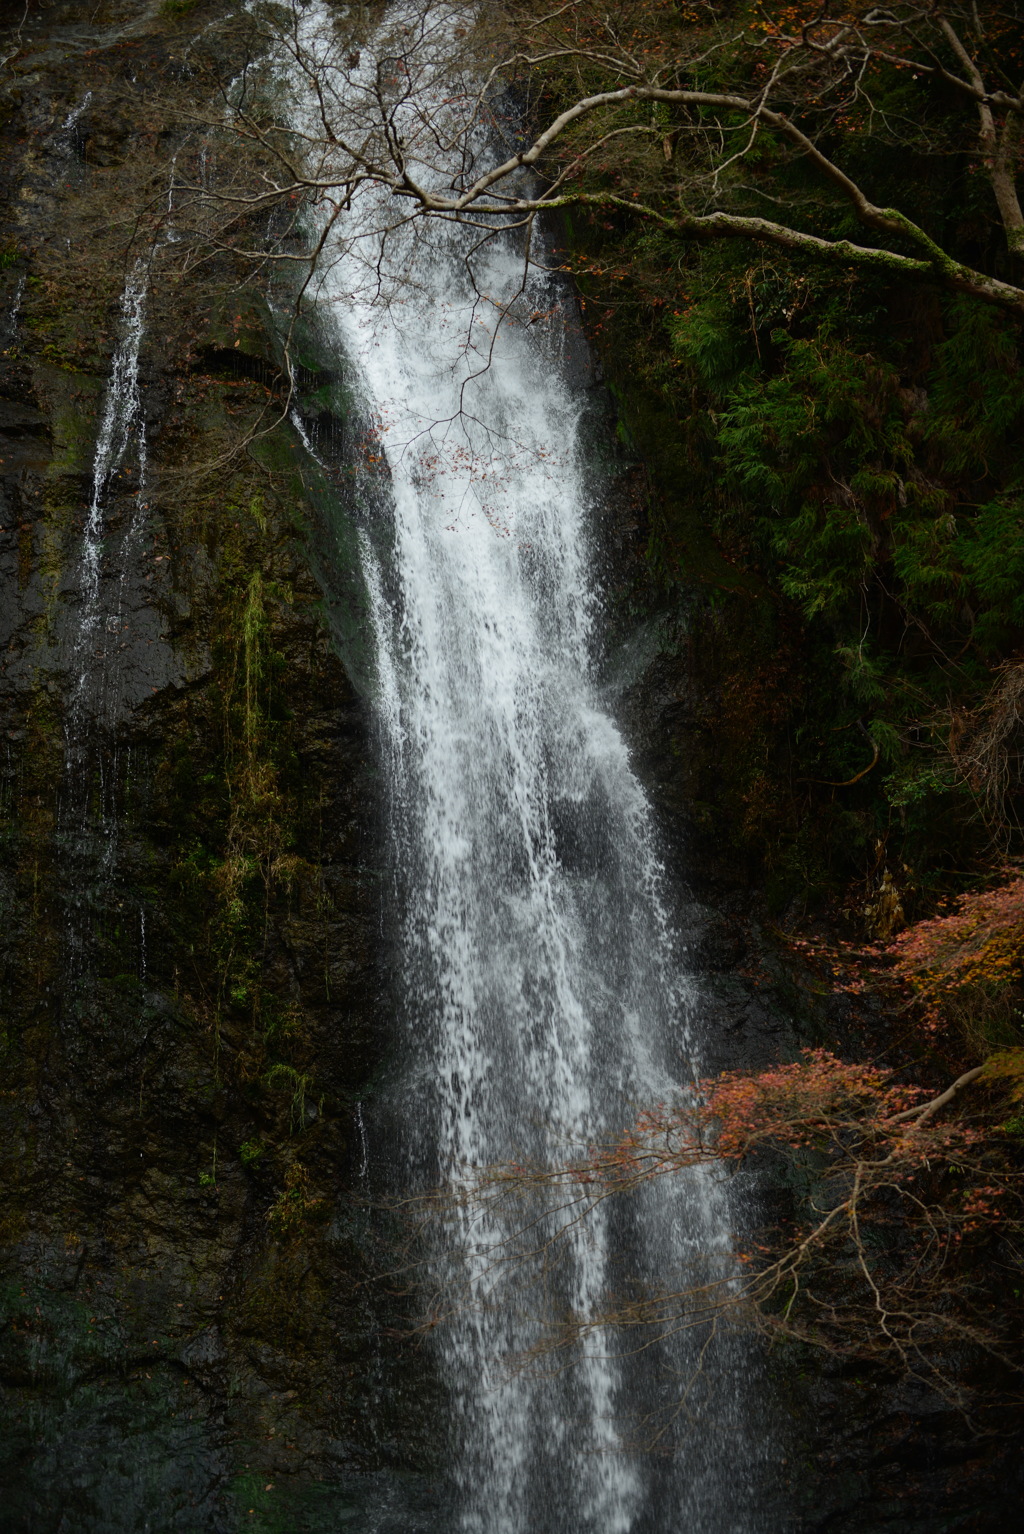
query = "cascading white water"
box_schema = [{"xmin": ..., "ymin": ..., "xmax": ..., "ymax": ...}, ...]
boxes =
[{"xmin": 283, "ymin": 5, "xmax": 761, "ymax": 1528}]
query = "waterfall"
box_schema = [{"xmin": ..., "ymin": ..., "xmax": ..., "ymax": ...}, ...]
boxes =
[{"xmin": 283, "ymin": 5, "xmax": 763, "ymax": 1528}]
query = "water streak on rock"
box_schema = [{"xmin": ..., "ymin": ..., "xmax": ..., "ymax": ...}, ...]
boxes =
[{"xmin": 59, "ymin": 262, "xmax": 149, "ymax": 984}]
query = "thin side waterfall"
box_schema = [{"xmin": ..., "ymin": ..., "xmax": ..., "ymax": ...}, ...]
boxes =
[
  {"xmin": 70, "ymin": 258, "xmax": 148, "ymax": 717},
  {"xmin": 283, "ymin": 6, "xmax": 765, "ymax": 1528},
  {"xmin": 60, "ymin": 261, "xmax": 149, "ymax": 983}
]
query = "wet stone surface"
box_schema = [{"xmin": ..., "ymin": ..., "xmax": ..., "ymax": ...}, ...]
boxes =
[{"xmin": 0, "ymin": 3, "xmax": 441, "ymax": 1527}]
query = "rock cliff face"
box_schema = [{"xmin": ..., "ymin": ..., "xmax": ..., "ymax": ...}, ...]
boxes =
[
  {"xmin": 0, "ymin": 4, "xmax": 1020, "ymax": 1533},
  {"xmin": 0, "ymin": 3, "xmax": 440, "ymax": 1528}
]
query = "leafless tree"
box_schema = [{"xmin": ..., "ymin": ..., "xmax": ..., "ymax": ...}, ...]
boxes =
[{"xmin": 174, "ymin": 2, "xmax": 1024, "ymax": 318}]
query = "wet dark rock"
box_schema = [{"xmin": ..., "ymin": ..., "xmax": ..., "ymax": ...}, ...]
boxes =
[{"xmin": 0, "ymin": 3, "xmax": 439, "ymax": 1528}]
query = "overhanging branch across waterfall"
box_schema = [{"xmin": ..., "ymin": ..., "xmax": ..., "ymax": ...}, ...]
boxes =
[{"xmin": 177, "ymin": 1, "xmax": 1024, "ymax": 321}]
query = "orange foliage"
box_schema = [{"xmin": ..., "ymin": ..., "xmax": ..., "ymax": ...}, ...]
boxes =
[
  {"xmin": 572, "ymin": 1049, "xmax": 975, "ymax": 1192},
  {"xmin": 466, "ymin": 1047, "xmax": 1023, "ymax": 1388},
  {"xmin": 888, "ymin": 871, "xmax": 1024, "ymax": 1020}
]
